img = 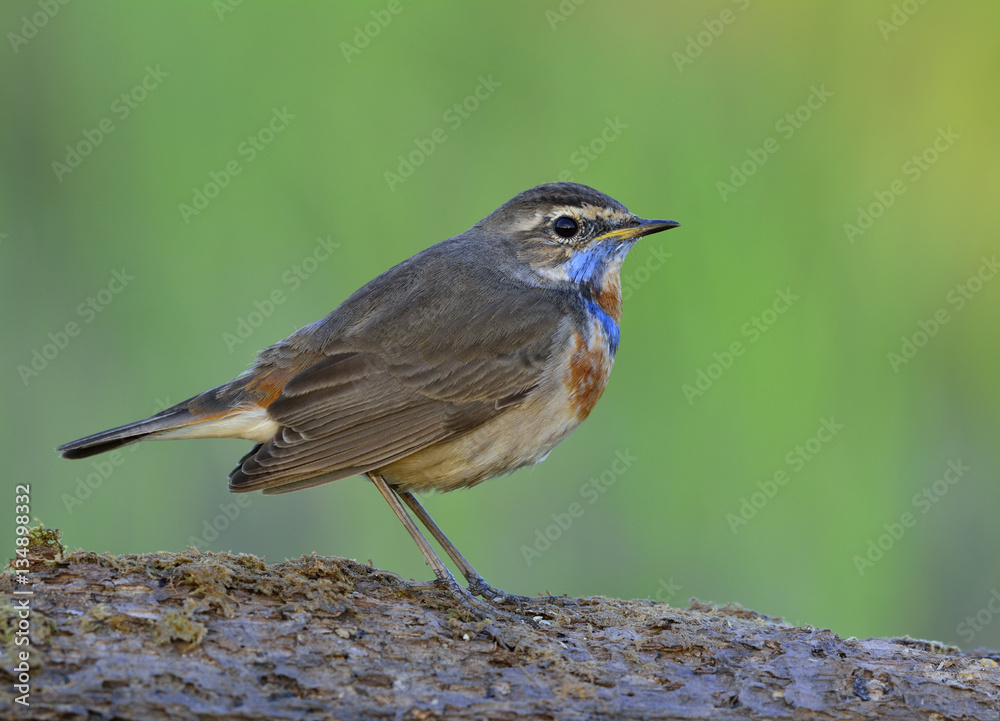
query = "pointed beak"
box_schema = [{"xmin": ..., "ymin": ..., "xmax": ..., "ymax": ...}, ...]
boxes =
[
  {"xmin": 635, "ymin": 218, "xmax": 680, "ymax": 236},
  {"xmin": 594, "ymin": 217, "xmax": 680, "ymax": 244}
]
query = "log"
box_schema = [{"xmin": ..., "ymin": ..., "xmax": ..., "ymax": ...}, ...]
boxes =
[{"xmin": 3, "ymin": 527, "xmax": 999, "ymax": 720}]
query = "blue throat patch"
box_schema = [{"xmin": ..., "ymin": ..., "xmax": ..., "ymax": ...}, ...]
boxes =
[
  {"xmin": 584, "ymin": 298, "xmax": 621, "ymax": 356},
  {"xmin": 565, "ymin": 247, "xmax": 607, "ymax": 287},
  {"xmin": 565, "ymin": 246, "xmax": 625, "ymax": 357}
]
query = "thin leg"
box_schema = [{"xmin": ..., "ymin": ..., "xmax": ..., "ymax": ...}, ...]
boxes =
[
  {"xmin": 397, "ymin": 490, "xmax": 522, "ymax": 603},
  {"xmin": 398, "ymin": 490, "xmax": 572, "ymax": 610},
  {"xmin": 366, "ymin": 473, "xmax": 529, "ymax": 623},
  {"xmin": 368, "ymin": 473, "xmax": 452, "ymax": 581}
]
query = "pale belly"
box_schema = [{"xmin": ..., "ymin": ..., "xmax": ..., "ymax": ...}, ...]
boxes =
[{"xmin": 380, "ymin": 316, "xmax": 615, "ymax": 493}]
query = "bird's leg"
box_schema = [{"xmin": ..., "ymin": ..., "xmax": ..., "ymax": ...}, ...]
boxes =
[
  {"xmin": 396, "ymin": 490, "xmax": 507, "ymax": 600},
  {"xmin": 367, "ymin": 473, "xmax": 531, "ymax": 624},
  {"xmin": 397, "ymin": 489, "xmax": 550, "ymax": 609}
]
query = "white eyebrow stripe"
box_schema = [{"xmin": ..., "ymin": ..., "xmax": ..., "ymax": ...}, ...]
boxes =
[{"xmin": 544, "ymin": 205, "xmax": 632, "ymax": 224}]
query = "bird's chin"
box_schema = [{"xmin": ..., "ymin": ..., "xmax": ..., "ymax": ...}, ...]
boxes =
[{"xmin": 611, "ymin": 238, "xmax": 639, "ymax": 257}]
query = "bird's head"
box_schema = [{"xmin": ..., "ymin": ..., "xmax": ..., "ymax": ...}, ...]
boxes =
[{"xmin": 474, "ymin": 182, "xmax": 679, "ymax": 319}]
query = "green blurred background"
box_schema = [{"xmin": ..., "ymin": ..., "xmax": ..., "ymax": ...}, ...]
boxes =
[{"xmin": 3, "ymin": 2, "xmax": 998, "ymax": 650}]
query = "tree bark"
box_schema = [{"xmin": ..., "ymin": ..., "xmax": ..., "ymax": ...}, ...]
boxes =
[{"xmin": 3, "ymin": 529, "xmax": 999, "ymax": 720}]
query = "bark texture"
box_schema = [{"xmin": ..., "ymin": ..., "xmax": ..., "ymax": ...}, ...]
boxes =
[{"xmin": 2, "ymin": 529, "xmax": 999, "ymax": 720}]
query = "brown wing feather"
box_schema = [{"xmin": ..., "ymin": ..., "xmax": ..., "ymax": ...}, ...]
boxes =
[
  {"xmin": 227, "ymin": 360, "xmax": 507, "ymax": 492},
  {"xmin": 228, "ymin": 245, "xmax": 577, "ymax": 493}
]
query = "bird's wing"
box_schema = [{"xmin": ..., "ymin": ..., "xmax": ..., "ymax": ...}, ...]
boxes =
[{"xmin": 228, "ymin": 271, "xmax": 573, "ymax": 493}]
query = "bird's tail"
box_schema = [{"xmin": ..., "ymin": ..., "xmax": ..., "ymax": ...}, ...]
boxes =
[
  {"xmin": 57, "ymin": 399, "xmax": 201, "ymax": 459},
  {"xmin": 58, "ymin": 377, "xmax": 278, "ymax": 460}
]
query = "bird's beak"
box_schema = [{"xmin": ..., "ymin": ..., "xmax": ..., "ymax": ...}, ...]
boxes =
[{"xmin": 595, "ymin": 217, "xmax": 680, "ymax": 243}]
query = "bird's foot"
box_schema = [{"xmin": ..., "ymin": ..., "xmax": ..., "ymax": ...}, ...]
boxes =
[
  {"xmin": 435, "ymin": 574, "xmax": 538, "ymax": 627},
  {"xmin": 466, "ymin": 576, "xmax": 574, "ymax": 612}
]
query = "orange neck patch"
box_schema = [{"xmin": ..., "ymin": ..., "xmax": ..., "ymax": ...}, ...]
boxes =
[
  {"xmin": 592, "ymin": 273, "xmax": 623, "ymax": 323},
  {"xmin": 566, "ymin": 330, "xmax": 613, "ymax": 421}
]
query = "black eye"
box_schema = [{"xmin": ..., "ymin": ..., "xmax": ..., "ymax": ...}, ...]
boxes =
[{"xmin": 553, "ymin": 216, "xmax": 579, "ymax": 238}]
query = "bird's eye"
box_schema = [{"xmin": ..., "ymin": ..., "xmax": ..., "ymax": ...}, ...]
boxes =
[{"xmin": 553, "ymin": 216, "xmax": 579, "ymax": 239}]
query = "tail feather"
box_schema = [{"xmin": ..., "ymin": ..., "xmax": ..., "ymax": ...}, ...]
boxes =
[{"xmin": 57, "ymin": 402, "xmax": 196, "ymax": 459}]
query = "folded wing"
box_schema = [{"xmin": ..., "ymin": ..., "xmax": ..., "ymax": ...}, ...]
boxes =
[{"xmin": 228, "ymin": 264, "xmax": 573, "ymax": 493}]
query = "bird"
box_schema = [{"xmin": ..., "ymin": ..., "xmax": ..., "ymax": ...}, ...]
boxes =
[{"xmin": 58, "ymin": 182, "xmax": 679, "ymax": 619}]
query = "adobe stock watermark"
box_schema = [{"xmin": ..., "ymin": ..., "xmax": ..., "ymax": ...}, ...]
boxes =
[
  {"xmin": 7, "ymin": 0, "xmax": 70, "ymax": 54},
  {"xmin": 384, "ymin": 75, "xmax": 500, "ymax": 191},
  {"xmin": 340, "ymin": 0, "xmax": 406, "ymax": 62},
  {"xmin": 853, "ymin": 458, "xmax": 970, "ymax": 576},
  {"xmin": 956, "ymin": 588, "xmax": 1000, "ymax": 646},
  {"xmin": 214, "ymin": 0, "xmax": 243, "ymax": 21},
  {"xmin": 725, "ymin": 417, "xmax": 843, "ymax": 534},
  {"xmin": 717, "ymin": 84, "xmax": 833, "ymax": 202},
  {"xmin": 887, "ymin": 255, "xmax": 997, "ymax": 373},
  {"xmin": 52, "ymin": 64, "xmax": 169, "ymax": 182},
  {"xmin": 620, "ymin": 245, "xmax": 672, "ymax": 303},
  {"xmin": 843, "ymin": 127, "xmax": 960, "ymax": 243},
  {"xmin": 545, "ymin": 0, "xmax": 587, "ymax": 30},
  {"xmin": 672, "ymin": 0, "xmax": 750, "ymax": 72},
  {"xmin": 60, "ymin": 397, "xmax": 173, "ymax": 514},
  {"xmin": 651, "ymin": 577, "xmax": 683, "ymax": 605},
  {"xmin": 521, "ymin": 449, "xmax": 637, "ymax": 566},
  {"xmin": 188, "ymin": 494, "xmax": 253, "ymax": 548},
  {"xmin": 682, "ymin": 288, "xmax": 798, "ymax": 405},
  {"xmin": 17, "ymin": 268, "xmax": 135, "ymax": 386},
  {"xmin": 178, "ymin": 106, "xmax": 296, "ymax": 224},
  {"xmin": 555, "ymin": 116, "xmax": 628, "ymax": 183},
  {"xmin": 877, "ymin": 0, "xmax": 929, "ymax": 40},
  {"xmin": 222, "ymin": 235, "xmax": 340, "ymax": 353}
]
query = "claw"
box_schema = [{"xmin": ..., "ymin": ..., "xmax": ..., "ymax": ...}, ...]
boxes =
[{"xmin": 437, "ymin": 575, "xmax": 539, "ymax": 627}]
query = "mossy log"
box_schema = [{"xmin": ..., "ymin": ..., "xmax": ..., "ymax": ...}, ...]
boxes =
[{"xmin": 2, "ymin": 529, "xmax": 999, "ymax": 720}]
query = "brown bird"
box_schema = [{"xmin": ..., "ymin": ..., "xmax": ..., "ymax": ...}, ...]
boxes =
[{"xmin": 58, "ymin": 182, "xmax": 679, "ymax": 618}]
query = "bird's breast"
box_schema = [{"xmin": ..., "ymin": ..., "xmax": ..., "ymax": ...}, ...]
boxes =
[
  {"xmin": 377, "ymin": 309, "xmax": 619, "ymax": 492},
  {"xmin": 592, "ymin": 271, "xmax": 623, "ymax": 323},
  {"xmin": 564, "ymin": 308, "xmax": 617, "ymax": 422}
]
